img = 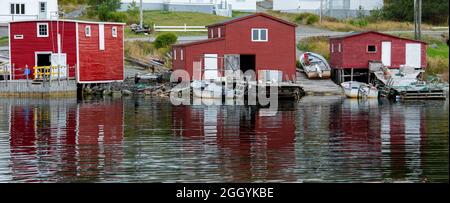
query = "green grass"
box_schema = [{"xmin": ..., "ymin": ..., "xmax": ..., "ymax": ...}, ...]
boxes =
[
  {"xmin": 140, "ymin": 11, "xmax": 229, "ymax": 26},
  {"xmin": 0, "ymin": 37, "xmax": 8, "ymax": 46},
  {"xmin": 427, "ymin": 42, "xmax": 449, "ymax": 59}
]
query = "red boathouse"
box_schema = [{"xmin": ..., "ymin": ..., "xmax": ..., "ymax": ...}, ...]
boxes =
[
  {"xmin": 9, "ymin": 20, "xmax": 125, "ymax": 83},
  {"xmin": 172, "ymin": 13, "xmax": 297, "ymax": 81},
  {"xmin": 329, "ymin": 31, "xmax": 427, "ymax": 83}
]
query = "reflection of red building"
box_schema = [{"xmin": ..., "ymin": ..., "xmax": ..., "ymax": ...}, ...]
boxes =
[
  {"xmin": 8, "ymin": 99, "xmax": 124, "ymax": 181},
  {"xmin": 172, "ymin": 105, "xmax": 296, "ymax": 182}
]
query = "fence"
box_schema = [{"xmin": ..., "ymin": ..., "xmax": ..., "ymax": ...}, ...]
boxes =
[
  {"xmin": 153, "ymin": 24, "xmax": 207, "ymax": 32},
  {"xmin": 1, "ymin": 64, "xmax": 76, "ymax": 87}
]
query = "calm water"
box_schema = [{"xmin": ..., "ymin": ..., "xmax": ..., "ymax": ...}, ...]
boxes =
[{"xmin": 0, "ymin": 96, "xmax": 448, "ymax": 183}]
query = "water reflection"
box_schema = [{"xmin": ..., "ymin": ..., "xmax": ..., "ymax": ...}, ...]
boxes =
[{"xmin": 0, "ymin": 96, "xmax": 447, "ymax": 182}]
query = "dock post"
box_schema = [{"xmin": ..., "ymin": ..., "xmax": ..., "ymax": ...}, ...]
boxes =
[
  {"xmin": 49, "ymin": 66, "xmax": 52, "ymax": 87},
  {"xmin": 350, "ymin": 68, "xmax": 354, "ymax": 81},
  {"xmin": 58, "ymin": 65, "xmax": 61, "ymax": 86}
]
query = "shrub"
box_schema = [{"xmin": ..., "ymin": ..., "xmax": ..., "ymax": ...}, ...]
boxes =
[
  {"xmin": 105, "ymin": 12, "xmax": 127, "ymax": 22},
  {"xmin": 154, "ymin": 33, "xmax": 178, "ymax": 49},
  {"xmin": 349, "ymin": 19, "xmax": 369, "ymax": 27},
  {"xmin": 306, "ymin": 15, "xmax": 320, "ymax": 25}
]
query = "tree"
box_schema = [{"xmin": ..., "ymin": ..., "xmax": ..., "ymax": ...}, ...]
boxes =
[
  {"xmin": 127, "ymin": 0, "xmax": 139, "ymax": 17},
  {"xmin": 87, "ymin": 0, "xmax": 122, "ymax": 21},
  {"xmin": 383, "ymin": 0, "xmax": 449, "ymax": 25}
]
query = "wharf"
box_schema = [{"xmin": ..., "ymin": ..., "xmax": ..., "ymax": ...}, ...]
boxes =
[
  {"xmin": 0, "ymin": 80, "xmax": 77, "ymax": 97},
  {"xmin": 295, "ymin": 71, "xmax": 342, "ymax": 96}
]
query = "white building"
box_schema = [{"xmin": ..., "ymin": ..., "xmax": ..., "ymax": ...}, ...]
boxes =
[
  {"xmin": 0, "ymin": 0, "xmax": 58, "ymax": 23},
  {"xmin": 119, "ymin": 0, "xmax": 257, "ymax": 16},
  {"xmin": 273, "ymin": 0, "xmax": 383, "ymax": 19}
]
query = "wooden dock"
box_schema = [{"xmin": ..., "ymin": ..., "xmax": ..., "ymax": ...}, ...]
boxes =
[
  {"xmin": 295, "ymin": 71, "xmax": 343, "ymax": 96},
  {"xmin": 0, "ymin": 80, "xmax": 77, "ymax": 97}
]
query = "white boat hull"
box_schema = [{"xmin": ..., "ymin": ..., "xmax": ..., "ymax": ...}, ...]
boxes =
[{"xmin": 341, "ymin": 81, "xmax": 379, "ymax": 99}]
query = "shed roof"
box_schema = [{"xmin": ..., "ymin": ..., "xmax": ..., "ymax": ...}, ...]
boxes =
[
  {"xmin": 172, "ymin": 37, "xmax": 225, "ymax": 48},
  {"xmin": 207, "ymin": 12, "xmax": 297, "ymax": 28},
  {"xmin": 9, "ymin": 19, "xmax": 126, "ymax": 25},
  {"xmin": 329, "ymin": 31, "xmax": 427, "ymax": 44}
]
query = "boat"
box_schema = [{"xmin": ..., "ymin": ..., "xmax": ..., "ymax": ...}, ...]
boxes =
[
  {"xmin": 372, "ymin": 66, "xmax": 447, "ymax": 100},
  {"xmin": 341, "ymin": 81, "xmax": 379, "ymax": 98},
  {"xmin": 191, "ymin": 80, "xmax": 235, "ymax": 99},
  {"xmin": 299, "ymin": 52, "xmax": 331, "ymax": 79}
]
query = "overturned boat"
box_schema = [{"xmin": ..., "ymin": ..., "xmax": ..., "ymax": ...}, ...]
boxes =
[
  {"xmin": 299, "ymin": 52, "xmax": 331, "ymax": 79},
  {"xmin": 341, "ymin": 81, "xmax": 379, "ymax": 99}
]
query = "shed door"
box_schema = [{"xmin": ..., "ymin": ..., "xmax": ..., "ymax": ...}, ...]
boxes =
[
  {"xmin": 381, "ymin": 41, "xmax": 392, "ymax": 67},
  {"xmin": 405, "ymin": 43, "xmax": 421, "ymax": 68},
  {"xmin": 204, "ymin": 54, "xmax": 218, "ymax": 80},
  {"xmin": 39, "ymin": 2, "xmax": 47, "ymax": 19}
]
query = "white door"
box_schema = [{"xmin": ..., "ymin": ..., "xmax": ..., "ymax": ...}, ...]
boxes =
[
  {"xmin": 204, "ymin": 54, "xmax": 218, "ymax": 80},
  {"xmin": 381, "ymin": 41, "xmax": 392, "ymax": 67},
  {"xmin": 39, "ymin": 2, "xmax": 47, "ymax": 19},
  {"xmin": 405, "ymin": 43, "xmax": 422, "ymax": 68}
]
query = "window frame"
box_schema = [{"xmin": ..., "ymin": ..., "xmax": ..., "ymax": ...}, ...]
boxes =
[
  {"xmin": 112, "ymin": 26, "xmax": 118, "ymax": 38},
  {"xmin": 251, "ymin": 28, "xmax": 268, "ymax": 42},
  {"xmin": 85, "ymin": 25, "xmax": 91, "ymax": 37},
  {"xmin": 367, "ymin": 45, "xmax": 377, "ymax": 53},
  {"xmin": 10, "ymin": 3, "xmax": 25, "ymax": 15},
  {"xmin": 37, "ymin": 23, "xmax": 49, "ymax": 38}
]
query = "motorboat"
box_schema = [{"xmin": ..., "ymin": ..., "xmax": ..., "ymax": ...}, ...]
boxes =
[
  {"xmin": 341, "ymin": 81, "xmax": 379, "ymax": 98},
  {"xmin": 299, "ymin": 52, "xmax": 331, "ymax": 79}
]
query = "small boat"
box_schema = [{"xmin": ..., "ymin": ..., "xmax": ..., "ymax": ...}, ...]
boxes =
[
  {"xmin": 341, "ymin": 81, "xmax": 379, "ymax": 98},
  {"xmin": 191, "ymin": 80, "xmax": 235, "ymax": 99},
  {"xmin": 299, "ymin": 52, "xmax": 331, "ymax": 79}
]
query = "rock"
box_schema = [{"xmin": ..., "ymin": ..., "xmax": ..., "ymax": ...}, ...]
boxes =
[
  {"xmin": 103, "ymin": 89, "xmax": 112, "ymax": 96},
  {"xmin": 112, "ymin": 91, "xmax": 122, "ymax": 97},
  {"xmin": 122, "ymin": 89, "xmax": 132, "ymax": 96},
  {"xmin": 430, "ymin": 43, "xmax": 438, "ymax": 49},
  {"xmin": 144, "ymin": 89, "xmax": 152, "ymax": 95}
]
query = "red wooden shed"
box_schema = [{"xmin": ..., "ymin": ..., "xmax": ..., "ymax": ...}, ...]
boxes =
[
  {"xmin": 172, "ymin": 13, "xmax": 297, "ymax": 81},
  {"xmin": 9, "ymin": 20, "xmax": 125, "ymax": 83},
  {"xmin": 329, "ymin": 31, "xmax": 427, "ymax": 83}
]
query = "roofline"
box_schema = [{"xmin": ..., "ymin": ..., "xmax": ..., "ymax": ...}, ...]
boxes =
[
  {"xmin": 9, "ymin": 19, "xmax": 126, "ymax": 25},
  {"xmin": 172, "ymin": 37, "xmax": 225, "ymax": 47},
  {"xmin": 329, "ymin": 31, "xmax": 427, "ymax": 44},
  {"xmin": 207, "ymin": 12, "xmax": 297, "ymax": 28}
]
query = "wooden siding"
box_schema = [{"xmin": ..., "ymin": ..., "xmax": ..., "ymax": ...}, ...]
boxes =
[
  {"xmin": 9, "ymin": 21, "xmax": 77, "ymax": 79},
  {"xmin": 78, "ymin": 23, "xmax": 124, "ymax": 83}
]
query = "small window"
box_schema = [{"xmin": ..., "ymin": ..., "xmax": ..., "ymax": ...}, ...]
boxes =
[
  {"xmin": 37, "ymin": 23, "xmax": 48, "ymax": 37},
  {"xmin": 85, "ymin": 25, "xmax": 91, "ymax": 37},
  {"xmin": 338, "ymin": 43, "xmax": 341, "ymax": 52},
  {"xmin": 331, "ymin": 44, "xmax": 334, "ymax": 53},
  {"xmin": 174, "ymin": 49, "xmax": 177, "ymax": 60},
  {"xmin": 367, "ymin": 45, "xmax": 377, "ymax": 53},
  {"xmin": 251, "ymin": 28, "xmax": 268, "ymax": 42},
  {"xmin": 180, "ymin": 49, "xmax": 183, "ymax": 61},
  {"xmin": 14, "ymin": 35, "xmax": 24, "ymax": 39},
  {"xmin": 112, "ymin": 26, "xmax": 117, "ymax": 37},
  {"xmin": 211, "ymin": 29, "xmax": 214, "ymax": 38}
]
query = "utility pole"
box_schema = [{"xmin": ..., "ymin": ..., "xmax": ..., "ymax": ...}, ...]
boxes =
[
  {"xmin": 414, "ymin": 0, "xmax": 422, "ymax": 40},
  {"xmin": 139, "ymin": 0, "xmax": 143, "ymax": 28},
  {"xmin": 320, "ymin": 0, "xmax": 323, "ymax": 23}
]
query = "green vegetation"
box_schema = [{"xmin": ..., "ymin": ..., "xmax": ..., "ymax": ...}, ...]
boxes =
[
  {"xmin": 383, "ymin": 0, "xmax": 449, "ymax": 25},
  {"xmin": 297, "ymin": 36, "xmax": 330, "ymax": 60},
  {"xmin": 0, "ymin": 37, "xmax": 8, "ymax": 46},
  {"xmin": 154, "ymin": 33, "xmax": 178, "ymax": 49}
]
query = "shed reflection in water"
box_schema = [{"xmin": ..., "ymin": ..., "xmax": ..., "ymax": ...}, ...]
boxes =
[{"xmin": 0, "ymin": 96, "xmax": 447, "ymax": 182}]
